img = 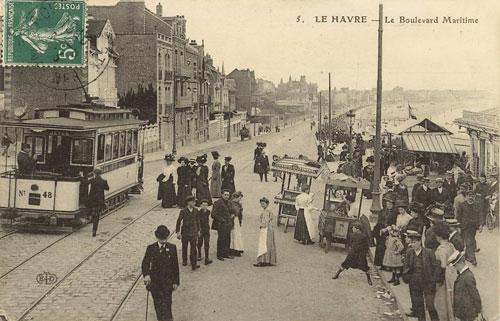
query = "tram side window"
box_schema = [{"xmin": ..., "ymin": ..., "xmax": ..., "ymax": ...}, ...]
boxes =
[
  {"xmin": 112, "ymin": 133, "xmax": 119, "ymax": 159},
  {"xmin": 71, "ymin": 139, "xmax": 93, "ymax": 165},
  {"xmin": 104, "ymin": 134, "xmax": 112, "ymax": 162},
  {"xmin": 119, "ymin": 131, "xmax": 126, "ymax": 157},
  {"xmin": 97, "ymin": 134, "xmax": 105, "ymax": 163},
  {"xmin": 132, "ymin": 130, "xmax": 138, "ymax": 153},
  {"xmin": 126, "ymin": 130, "xmax": 132, "ymax": 155}
]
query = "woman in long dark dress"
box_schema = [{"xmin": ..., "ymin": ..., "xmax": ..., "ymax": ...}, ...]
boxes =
[
  {"xmin": 372, "ymin": 196, "xmax": 395, "ymax": 268},
  {"xmin": 195, "ymin": 154, "xmax": 212, "ymax": 206},
  {"xmin": 221, "ymin": 156, "xmax": 236, "ymax": 195},
  {"xmin": 332, "ymin": 222, "xmax": 372, "ymax": 285},
  {"xmin": 362, "ymin": 156, "xmax": 375, "ymax": 199},
  {"xmin": 176, "ymin": 157, "xmax": 192, "ymax": 207},
  {"xmin": 159, "ymin": 154, "xmax": 177, "ymax": 208}
]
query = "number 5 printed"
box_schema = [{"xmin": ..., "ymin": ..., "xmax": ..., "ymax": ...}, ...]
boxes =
[{"xmin": 58, "ymin": 43, "xmax": 76, "ymax": 60}]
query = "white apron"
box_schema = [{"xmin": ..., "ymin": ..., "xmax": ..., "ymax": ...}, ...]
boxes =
[
  {"xmin": 257, "ymin": 227, "xmax": 268, "ymax": 257},
  {"xmin": 231, "ymin": 217, "xmax": 245, "ymax": 251}
]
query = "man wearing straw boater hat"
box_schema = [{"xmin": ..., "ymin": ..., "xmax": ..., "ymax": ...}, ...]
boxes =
[
  {"xmin": 447, "ymin": 251, "xmax": 482, "ymax": 321},
  {"xmin": 455, "ymin": 190, "xmax": 484, "ymax": 266},
  {"xmin": 445, "ymin": 218, "xmax": 464, "ymax": 252},
  {"xmin": 423, "ymin": 206, "xmax": 445, "ymax": 251},
  {"xmin": 402, "ymin": 230, "xmax": 440, "ymax": 321},
  {"xmin": 142, "ymin": 225, "xmax": 179, "ymax": 321}
]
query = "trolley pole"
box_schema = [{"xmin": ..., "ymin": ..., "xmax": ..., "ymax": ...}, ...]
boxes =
[
  {"xmin": 370, "ymin": 3, "xmax": 384, "ymax": 217},
  {"xmin": 328, "ymin": 73, "xmax": 332, "ymax": 147}
]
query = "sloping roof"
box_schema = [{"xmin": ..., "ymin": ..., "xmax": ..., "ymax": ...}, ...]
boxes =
[
  {"xmin": 87, "ymin": 20, "xmax": 107, "ymax": 37},
  {"xmin": 387, "ymin": 118, "xmax": 453, "ymax": 135},
  {"xmin": 402, "ymin": 133, "xmax": 458, "ymax": 154}
]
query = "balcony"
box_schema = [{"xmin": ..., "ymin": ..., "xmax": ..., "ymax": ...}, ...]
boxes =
[
  {"xmin": 175, "ymin": 65, "xmax": 192, "ymax": 78},
  {"xmin": 175, "ymin": 95, "xmax": 194, "ymax": 109}
]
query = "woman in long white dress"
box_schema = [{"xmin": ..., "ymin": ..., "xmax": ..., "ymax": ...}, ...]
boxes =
[
  {"xmin": 229, "ymin": 191, "xmax": 244, "ymax": 256},
  {"xmin": 255, "ymin": 197, "xmax": 277, "ymax": 267}
]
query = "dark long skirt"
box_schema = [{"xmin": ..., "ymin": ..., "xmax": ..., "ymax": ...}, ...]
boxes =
[
  {"xmin": 374, "ymin": 235, "xmax": 387, "ymax": 266},
  {"xmin": 341, "ymin": 249, "xmax": 369, "ymax": 272},
  {"xmin": 196, "ymin": 184, "xmax": 212, "ymax": 206},
  {"xmin": 221, "ymin": 179, "xmax": 236, "ymax": 195},
  {"xmin": 293, "ymin": 209, "xmax": 310, "ymax": 242},
  {"xmin": 161, "ymin": 181, "xmax": 177, "ymax": 208}
]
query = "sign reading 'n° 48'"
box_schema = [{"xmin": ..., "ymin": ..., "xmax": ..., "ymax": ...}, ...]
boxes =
[{"xmin": 2, "ymin": 0, "xmax": 86, "ymax": 67}]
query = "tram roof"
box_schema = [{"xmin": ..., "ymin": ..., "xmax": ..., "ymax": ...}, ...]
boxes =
[{"xmin": 0, "ymin": 117, "xmax": 148, "ymax": 131}]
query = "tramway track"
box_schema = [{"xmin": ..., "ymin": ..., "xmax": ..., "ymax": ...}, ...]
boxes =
[
  {"xmin": 0, "ymin": 198, "xmax": 130, "ymax": 281},
  {"xmin": 0, "ymin": 228, "xmax": 20, "ymax": 239},
  {"xmin": 16, "ymin": 202, "xmax": 161, "ymax": 321}
]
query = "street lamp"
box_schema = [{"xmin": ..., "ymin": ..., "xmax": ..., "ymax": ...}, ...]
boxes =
[{"xmin": 347, "ymin": 109, "xmax": 355, "ymax": 155}]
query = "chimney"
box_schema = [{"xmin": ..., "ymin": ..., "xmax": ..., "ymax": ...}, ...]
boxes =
[{"xmin": 156, "ymin": 2, "xmax": 162, "ymax": 17}]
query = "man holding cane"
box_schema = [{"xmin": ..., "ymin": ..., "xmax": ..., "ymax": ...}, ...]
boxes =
[{"xmin": 142, "ymin": 225, "xmax": 180, "ymax": 321}]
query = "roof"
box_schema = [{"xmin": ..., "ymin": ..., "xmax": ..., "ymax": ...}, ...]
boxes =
[
  {"xmin": 387, "ymin": 118, "xmax": 453, "ymax": 135},
  {"xmin": 454, "ymin": 108, "xmax": 499, "ymax": 135},
  {"xmin": 0, "ymin": 118, "xmax": 147, "ymax": 131},
  {"xmin": 87, "ymin": 20, "xmax": 107, "ymax": 37},
  {"xmin": 43, "ymin": 106, "xmax": 131, "ymax": 114},
  {"xmin": 402, "ymin": 133, "xmax": 458, "ymax": 154},
  {"xmin": 271, "ymin": 156, "xmax": 324, "ymax": 178},
  {"xmin": 321, "ymin": 172, "xmax": 371, "ymax": 190}
]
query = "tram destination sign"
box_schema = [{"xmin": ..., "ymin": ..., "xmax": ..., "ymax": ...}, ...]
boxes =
[{"xmin": 2, "ymin": 0, "xmax": 86, "ymax": 67}]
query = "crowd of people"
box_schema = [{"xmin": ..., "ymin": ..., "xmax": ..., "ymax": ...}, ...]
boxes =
[{"xmin": 148, "ymin": 151, "xmax": 279, "ymax": 321}]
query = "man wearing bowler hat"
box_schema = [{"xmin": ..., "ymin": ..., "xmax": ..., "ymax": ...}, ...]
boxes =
[
  {"xmin": 448, "ymin": 251, "xmax": 482, "ymax": 321},
  {"xmin": 212, "ymin": 189, "xmax": 233, "ymax": 260},
  {"xmin": 411, "ymin": 174, "xmax": 424, "ymax": 202},
  {"xmin": 402, "ymin": 231, "xmax": 440, "ymax": 321},
  {"xmin": 176, "ymin": 195, "xmax": 201, "ymax": 271},
  {"xmin": 142, "ymin": 225, "xmax": 179, "ymax": 321},
  {"xmin": 455, "ymin": 190, "xmax": 484, "ymax": 266}
]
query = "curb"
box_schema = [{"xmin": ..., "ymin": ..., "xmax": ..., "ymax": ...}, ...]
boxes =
[{"xmin": 368, "ymin": 249, "xmax": 409, "ymax": 321}]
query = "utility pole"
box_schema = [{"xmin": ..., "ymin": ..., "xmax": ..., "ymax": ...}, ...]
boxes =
[
  {"xmin": 370, "ymin": 3, "xmax": 384, "ymax": 216},
  {"xmin": 328, "ymin": 73, "xmax": 332, "ymax": 146},
  {"xmin": 227, "ymin": 87, "xmax": 231, "ymax": 142},
  {"xmin": 318, "ymin": 92, "xmax": 322, "ymax": 140}
]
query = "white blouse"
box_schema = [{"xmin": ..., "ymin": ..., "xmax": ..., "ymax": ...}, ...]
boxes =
[
  {"xmin": 295, "ymin": 192, "xmax": 314, "ymax": 210},
  {"xmin": 163, "ymin": 164, "xmax": 178, "ymax": 184}
]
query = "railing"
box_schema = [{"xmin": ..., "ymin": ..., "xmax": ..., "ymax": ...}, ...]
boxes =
[{"xmin": 176, "ymin": 95, "xmax": 194, "ymax": 109}]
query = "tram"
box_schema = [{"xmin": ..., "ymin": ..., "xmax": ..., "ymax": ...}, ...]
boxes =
[{"xmin": 0, "ymin": 104, "xmax": 147, "ymax": 228}]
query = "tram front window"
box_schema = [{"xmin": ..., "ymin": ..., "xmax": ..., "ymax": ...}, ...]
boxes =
[
  {"xmin": 71, "ymin": 138, "xmax": 93, "ymax": 165},
  {"xmin": 47, "ymin": 136, "xmax": 71, "ymax": 173}
]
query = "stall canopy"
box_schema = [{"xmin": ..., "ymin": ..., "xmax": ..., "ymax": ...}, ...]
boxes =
[
  {"xmin": 271, "ymin": 156, "xmax": 324, "ymax": 177},
  {"xmin": 386, "ymin": 118, "xmax": 458, "ymax": 154}
]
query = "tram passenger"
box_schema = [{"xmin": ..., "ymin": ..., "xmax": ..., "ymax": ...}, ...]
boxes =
[
  {"xmin": 87, "ymin": 168, "xmax": 109, "ymax": 237},
  {"xmin": 2, "ymin": 132, "xmax": 13, "ymax": 157},
  {"xmin": 17, "ymin": 143, "xmax": 37, "ymax": 174}
]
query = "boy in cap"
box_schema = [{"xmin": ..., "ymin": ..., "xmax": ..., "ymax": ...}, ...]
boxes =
[
  {"xmin": 176, "ymin": 195, "xmax": 201, "ymax": 270},
  {"xmin": 455, "ymin": 190, "xmax": 484, "ymax": 266},
  {"xmin": 196, "ymin": 199, "xmax": 213, "ymax": 265},
  {"xmin": 142, "ymin": 225, "xmax": 179, "ymax": 321},
  {"xmin": 402, "ymin": 231, "xmax": 440, "ymax": 321},
  {"xmin": 448, "ymin": 251, "xmax": 482, "ymax": 321}
]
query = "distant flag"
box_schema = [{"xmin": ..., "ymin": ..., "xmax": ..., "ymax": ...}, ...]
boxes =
[{"xmin": 408, "ymin": 103, "xmax": 417, "ymax": 120}]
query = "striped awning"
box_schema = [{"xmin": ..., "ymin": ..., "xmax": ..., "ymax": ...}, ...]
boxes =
[
  {"xmin": 402, "ymin": 133, "xmax": 458, "ymax": 154},
  {"xmin": 271, "ymin": 157, "xmax": 324, "ymax": 178}
]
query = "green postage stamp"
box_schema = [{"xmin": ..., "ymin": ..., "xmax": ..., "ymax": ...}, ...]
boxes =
[{"xmin": 2, "ymin": 0, "xmax": 86, "ymax": 67}]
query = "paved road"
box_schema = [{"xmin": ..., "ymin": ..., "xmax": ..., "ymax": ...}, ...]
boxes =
[{"xmin": 0, "ymin": 122, "xmax": 399, "ymax": 321}]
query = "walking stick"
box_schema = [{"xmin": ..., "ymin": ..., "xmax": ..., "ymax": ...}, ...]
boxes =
[{"xmin": 145, "ymin": 288, "xmax": 149, "ymax": 321}]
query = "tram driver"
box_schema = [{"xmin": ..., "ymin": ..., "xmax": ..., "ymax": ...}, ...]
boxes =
[{"xmin": 17, "ymin": 143, "xmax": 38, "ymax": 175}]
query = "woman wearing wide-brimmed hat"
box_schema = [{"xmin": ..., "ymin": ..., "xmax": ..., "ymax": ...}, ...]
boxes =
[
  {"xmin": 158, "ymin": 154, "xmax": 177, "ymax": 208},
  {"xmin": 221, "ymin": 156, "xmax": 236, "ymax": 195},
  {"xmin": 176, "ymin": 157, "xmax": 192, "ymax": 207},
  {"xmin": 255, "ymin": 197, "xmax": 277, "ymax": 267},
  {"xmin": 210, "ymin": 151, "xmax": 222, "ymax": 198},
  {"xmin": 195, "ymin": 154, "xmax": 212, "ymax": 206}
]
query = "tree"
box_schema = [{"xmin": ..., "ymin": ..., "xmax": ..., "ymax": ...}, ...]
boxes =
[{"xmin": 118, "ymin": 84, "xmax": 157, "ymax": 124}]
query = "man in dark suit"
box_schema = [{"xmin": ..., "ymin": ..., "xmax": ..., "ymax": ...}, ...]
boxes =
[
  {"xmin": 455, "ymin": 190, "xmax": 484, "ymax": 266},
  {"xmin": 448, "ymin": 251, "xmax": 482, "ymax": 321},
  {"xmin": 443, "ymin": 171, "xmax": 457, "ymax": 201},
  {"xmin": 17, "ymin": 143, "xmax": 37, "ymax": 174},
  {"xmin": 142, "ymin": 225, "xmax": 179, "ymax": 321},
  {"xmin": 402, "ymin": 231, "xmax": 440, "ymax": 321},
  {"xmin": 445, "ymin": 218, "xmax": 464, "ymax": 251},
  {"xmin": 175, "ymin": 195, "xmax": 201, "ymax": 271},
  {"xmin": 431, "ymin": 178, "xmax": 451, "ymax": 206},
  {"xmin": 87, "ymin": 168, "xmax": 109, "ymax": 237},
  {"xmin": 211, "ymin": 189, "xmax": 233, "ymax": 261},
  {"xmin": 411, "ymin": 174, "xmax": 424, "ymax": 201},
  {"xmin": 221, "ymin": 157, "xmax": 236, "ymax": 195},
  {"xmin": 414, "ymin": 177, "xmax": 433, "ymax": 209}
]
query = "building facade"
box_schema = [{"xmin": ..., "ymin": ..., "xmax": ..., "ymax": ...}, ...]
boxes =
[
  {"xmin": 454, "ymin": 108, "xmax": 499, "ymax": 176},
  {"xmin": 227, "ymin": 68, "xmax": 257, "ymax": 115}
]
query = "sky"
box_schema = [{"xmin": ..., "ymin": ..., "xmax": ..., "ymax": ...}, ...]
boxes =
[{"xmin": 83, "ymin": 0, "xmax": 498, "ymax": 93}]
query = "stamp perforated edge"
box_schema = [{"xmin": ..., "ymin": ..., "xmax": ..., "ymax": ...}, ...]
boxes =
[{"xmin": 1, "ymin": 0, "xmax": 88, "ymax": 68}]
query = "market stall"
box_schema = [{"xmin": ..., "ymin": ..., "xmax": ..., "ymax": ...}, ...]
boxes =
[
  {"xmin": 271, "ymin": 156, "xmax": 324, "ymax": 232},
  {"xmin": 318, "ymin": 172, "xmax": 371, "ymax": 251}
]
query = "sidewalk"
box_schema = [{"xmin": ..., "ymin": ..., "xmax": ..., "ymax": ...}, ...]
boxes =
[{"xmin": 144, "ymin": 122, "xmax": 302, "ymax": 163}]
